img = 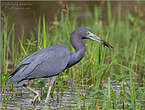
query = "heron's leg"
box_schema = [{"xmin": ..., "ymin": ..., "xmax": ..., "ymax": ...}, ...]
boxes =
[
  {"xmin": 26, "ymin": 86, "xmax": 41, "ymax": 104},
  {"xmin": 45, "ymin": 76, "xmax": 57, "ymax": 103}
]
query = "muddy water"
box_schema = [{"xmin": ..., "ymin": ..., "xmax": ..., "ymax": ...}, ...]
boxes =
[{"xmin": 2, "ymin": 1, "xmax": 145, "ymax": 40}]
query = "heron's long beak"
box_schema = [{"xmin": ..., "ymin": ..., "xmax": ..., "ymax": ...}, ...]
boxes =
[{"xmin": 88, "ymin": 33, "xmax": 113, "ymax": 48}]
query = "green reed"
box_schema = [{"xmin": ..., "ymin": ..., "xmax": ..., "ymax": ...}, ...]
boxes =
[{"xmin": 1, "ymin": 3, "xmax": 145, "ymax": 110}]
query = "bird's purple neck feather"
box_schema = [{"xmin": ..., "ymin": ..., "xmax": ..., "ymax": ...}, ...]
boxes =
[{"xmin": 70, "ymin": 33, "xmax": 86, "ymax": 60}]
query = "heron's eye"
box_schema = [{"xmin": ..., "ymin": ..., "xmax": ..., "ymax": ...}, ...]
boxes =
[{"xmin": 87, "ymin": 32, "xmax": 90, "ymax": 35}]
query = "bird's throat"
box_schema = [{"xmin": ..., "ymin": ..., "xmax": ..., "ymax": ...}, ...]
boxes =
[{"xmin": 70, "ymin": 36, "xmax": 86, "ymax": 61}]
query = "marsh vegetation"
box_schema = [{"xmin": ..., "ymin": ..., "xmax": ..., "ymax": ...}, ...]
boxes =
[{"xmin": 0, "ymin": 1, "xmax": 145, "ymax": 110}]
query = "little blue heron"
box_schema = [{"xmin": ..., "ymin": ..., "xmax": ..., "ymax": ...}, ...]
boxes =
[{"xmin": 6, "ymin": 28, "xmax": 112, "ymax": 104}]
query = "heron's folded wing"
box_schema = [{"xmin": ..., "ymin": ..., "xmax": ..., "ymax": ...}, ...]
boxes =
[
  {"xmin": 11, "ymin": 48, "xmax": 47, "ymax": 76},
  {"xmin": 6, "ymin": 45, "xmax": 71, "ymax": 82}
]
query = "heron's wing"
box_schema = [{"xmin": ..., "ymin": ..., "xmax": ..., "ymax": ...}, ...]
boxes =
[
  {"xmin": 6, "ymin": 45, "xmax": 71, "ymax": 83},
  {"xmin": 11, "ymin": 48, "xmax": 46, "ymax": 76}
]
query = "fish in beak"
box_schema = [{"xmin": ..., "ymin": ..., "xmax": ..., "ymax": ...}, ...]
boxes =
[{"xmin": 87, "ymin": 31, "xmax": 113, "ymax": 48}]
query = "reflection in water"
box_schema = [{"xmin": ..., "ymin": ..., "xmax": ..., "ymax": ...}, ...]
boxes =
[
  {"xmin": 1, "ymin": 79, "xmax": 90, "ymax": 109},
  {"xmin": 1, "ymin": 78, "xmax": 144, "ymax": 109}
]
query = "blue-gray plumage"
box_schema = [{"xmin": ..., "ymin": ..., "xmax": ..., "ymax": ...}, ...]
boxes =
[
  {"xmin": 7, "ymin": 45, "xmax": 71, "ymax": 85},
  {"xmin": 6, "ymin": 28, "xmax": 112, "ymax": 104}
]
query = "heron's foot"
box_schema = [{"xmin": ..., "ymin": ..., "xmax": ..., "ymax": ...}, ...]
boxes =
[{"xmin": 32, "ymin": 94, "xmax": 41, "ymax": 104}]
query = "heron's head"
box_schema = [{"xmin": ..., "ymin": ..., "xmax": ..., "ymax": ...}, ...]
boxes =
[{"xmin": 74, "ymin": 28, "xmax": 113, "ymax": 48}]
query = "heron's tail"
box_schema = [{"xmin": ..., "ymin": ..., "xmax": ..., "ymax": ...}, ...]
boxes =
[
  {"xmin": 5, "ymin": 75, "xmax": 15, "ymax": 83},
  {"xmin": 6, "ymin": 76, "xmax": 27, "ymax": 87}
]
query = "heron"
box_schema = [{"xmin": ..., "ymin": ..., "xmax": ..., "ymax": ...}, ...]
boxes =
[{"xmin": 6, "ymin": 28, "xmax": 112, "ymax": 104}]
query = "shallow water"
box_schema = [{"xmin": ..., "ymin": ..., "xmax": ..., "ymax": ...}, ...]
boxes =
[
  {"xmin": 0, "ymin": 79, "xmax": 91, "ymax": 110},
  {"xmin": 0, "ymin": 78, "xmax": 144, "ymax": 109}
]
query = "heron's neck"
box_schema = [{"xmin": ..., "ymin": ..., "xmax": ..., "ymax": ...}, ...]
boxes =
[
  {"xmin": 70, "ymin": 35, "xmax": 86, "ymax": 61},
  {"xmin": 65, "ymin": 34, "xmax": 86, "ymax": 69}
]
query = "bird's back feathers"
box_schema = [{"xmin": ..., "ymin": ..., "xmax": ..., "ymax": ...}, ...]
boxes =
[{"xmin": 6, "ymin": 45, "xmax": 71, "ymax": 86}]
